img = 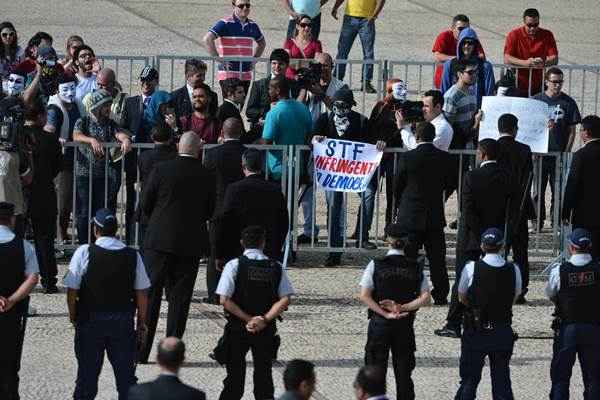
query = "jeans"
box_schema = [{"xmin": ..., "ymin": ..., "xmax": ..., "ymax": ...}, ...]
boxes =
[
  {"xmin": 334, "ymin": 15, "xmax": 375, "ymax": 82},
  {"xmin": 75, "ymin": 172, "xmax": 119, "ymax": 244},
  {"xmin": 286, "ymin": 12, "xmax": 322, "ymax": 40},
  {"xmin": 352, "ymin": 173, "xmax": 378, "ymax": 241},
  {"xmin": 550, "ymin": 323, "xmax": 600, "ymax": 400},
  {"xmin": 325, "ymin": 190, "xmax": 346, "ymax": 248},
  {"xmin": 300, "ymin": 184, "xmax": 319, "ymax": 237},
  {"xmin": 74, "ymin": 312, "xmax": 136, "ymax": 400}
]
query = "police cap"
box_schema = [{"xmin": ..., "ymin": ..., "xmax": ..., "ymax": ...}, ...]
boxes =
[
  {"xmin": 569, "ymin": 228, "xmax": 592, "ymax": 250},
  {"xmin": 481, "ymin": 227, "xmax": 504, "ymax": 247},
  {"xmin": 92, "ymin": 208, "xmax": 117, "ymax": 229}
]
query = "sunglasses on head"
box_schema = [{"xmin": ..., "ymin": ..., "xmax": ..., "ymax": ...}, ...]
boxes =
[
  {"xmin": 235, "ymin": 3, "xmax": 251, "ymax": 9},
  {"xmin": 299, "ymin": 22, "xmax": 311, "ymax": 28}
]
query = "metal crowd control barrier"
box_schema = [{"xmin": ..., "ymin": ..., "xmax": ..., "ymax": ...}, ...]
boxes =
[{"xmin": 94, "ymin": 55, "xmax": 152, "ymax": 95}]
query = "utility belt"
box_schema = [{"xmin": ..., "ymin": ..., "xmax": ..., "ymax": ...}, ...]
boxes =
[{"xmin": 463, "ymin": 307, "xmax": 510, "ymax": 332}]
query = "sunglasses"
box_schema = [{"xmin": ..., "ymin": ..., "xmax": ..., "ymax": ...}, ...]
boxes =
[
  {"xmin": 456, "ymin": 26, "xmax": 466, "ymax": 32},
  {"xmin": 1, "ymin": 31, "xmax": 15, "ymax": 38},
  {"xmin": 79, "ymin": 53, "xmax": 93, "ymax": 59},
  {"xmin": 299, "ymin": 22, "xmax": 312, "ymax": 28},
  {"xmin": 235, "ymin": 3, "xmax": 251, "ymax": 9}
]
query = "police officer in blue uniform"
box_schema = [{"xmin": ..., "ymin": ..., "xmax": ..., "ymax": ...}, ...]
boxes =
[
  {"xmin": 0, "ymin": 202, "xmax": 39, "ymax": 400},
  {"xmin": 64, "ymin": 208, "xmax": 151, "ymax": 400},
  {"xmin": 215, "ymin": 225, "xmax": 294, "ymax": 400},
  {"xmin": 455, "ymin": 228, "xmax": 522, "ymax": 400},
  {"xmin": 359, "ymin": 223, "xmax": 431, "ymax": 400},
  {"xmin": 545, "ymin": 228, "xmax": 600, "ymax": 399}
]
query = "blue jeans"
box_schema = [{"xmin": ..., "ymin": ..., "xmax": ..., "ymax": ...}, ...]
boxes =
[
  {"xmin": 455, "ymin": 325, "xmax": 515, "ymax": 400},
  {"xmin": 334, "ymin": 15, "xmax": 375, "ymax": 82},
  {"xmin": 353, "ymin": 173, "xmax": 378, "ymax": 241},
  {"xmin": 550, "ymin": 323, "xmax": 600, "ymax": 400},
  {"xmin": 325, "ymin": 190, "xmax": 346, "ymax": 248},
  {"xmin": 300, "ymin": 185, "xmax": 319, "ymax": 237},
  {"xmin": 286, "ymin": 12, "xmax": 322, "ymax": 40},
  {"xmin": 75, "ymin": 171, "xmax": 119, "ymax": 244},
  {"xmin": 74, "ymin": 312, "xmax": 136, "ymax": 400}
]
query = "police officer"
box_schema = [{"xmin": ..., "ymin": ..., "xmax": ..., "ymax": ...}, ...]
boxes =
[
  {"xmin": 0, "ymin": 202, "xmax": 39, "ymax": 400},
  {"xmin": 215, "ymin": 225, "xmax": 294, "ymax": 400},
  {"xmin": 455, "ymin": 228, "xmax": 522, "ymax": 400},
  {"xmin": 64, "ymin": 208, "xmax": 150, "ymax": 400},
  {"xmin": 359, "ymin": 223, "xmax": 431, "ymax": 400},
  {"xmin": 545, "ymin": 228, "xmax": 600, "ymax": 399}
]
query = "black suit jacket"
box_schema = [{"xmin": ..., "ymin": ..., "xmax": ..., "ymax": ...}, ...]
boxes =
[
  {"xmin": 461, "ymin": 162, "xmax": 511, "ymax": 251},
  {"xmin": 562, "ymin": 140, "xmax": 600, "ymax": 228},
  {"xmin": 141, "ymin": 156, "xmax": 216, "ymax": 256},
  {"xmin": 203, "ymin": 140, "xmax": 246, "ymax": 216},
  {"xmin": 28, "ymin": 127, "xmax": 62, "ymax": 219},
  {"xmin": 246, "ymin": 77, "xmax": 299, "ymax": 125},
  {"xmin": 216, "ymin": 174, "xmax": 289, "ymax": 260},
  {"xmin": 121, "ymin": 95, "xmax": 145, "ymax": 141},
  {"xmin": 394, "ymin": 143, "xmax": 453, "ymax": 231},
  {"xmin": 170, "ymin": 85, "xmax": 218, "ymax": 122},
  {"xmin": 216, "ymin": 100, "xmax": 243, "ymax": 125},
  {"xmin": 128, "ymin": 375, "xmax": 206, "ymax": 400}
]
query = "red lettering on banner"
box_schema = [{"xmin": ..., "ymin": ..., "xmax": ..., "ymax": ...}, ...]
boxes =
[
  {"xmin": 336, "ymin": 159, "xmax": 350, "ymax": 173},
  {"xmin": 330, "ymin": 158, "xmax": 338, "ymax": 171}
]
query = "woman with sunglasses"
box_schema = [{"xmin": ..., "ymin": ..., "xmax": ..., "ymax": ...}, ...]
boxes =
[
  {"xmin": 0, "ymin": 22, "xmax": 25, "ymax": 78},
  {"xmin": 59, "ymin": 35, "xmax": 85, "ymax": 75},
  {"xmin": 283, "ymin": 14, "xmax": 322, "ymax": 80}
]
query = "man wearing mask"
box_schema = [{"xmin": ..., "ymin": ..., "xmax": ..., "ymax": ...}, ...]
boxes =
[
  {"xmin": 170, "ymin": 59, "xmax": 217, "ymax": 121},
  {"xmin": 73, "ymin": 45, "xmax": 97, "ymax": 102}
]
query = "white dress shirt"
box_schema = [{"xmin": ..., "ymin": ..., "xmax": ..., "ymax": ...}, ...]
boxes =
[
  {"xmin": 360, "ymin": 249, "xmax": 430, "ymax": 292},
  {"xmin": 458, "ymin": 253, "xmax": 522, "ymax": 298},
  {"xmin": 400, "ymin": 113, "xmax": 454, "ymax": 151},
  {"xmin": 545, "ymin": 253, "xmax": 594, "ymax": 300},
  {"xmin": 0, "ymin": 225, "xmax": 39, "ymax": 276}
]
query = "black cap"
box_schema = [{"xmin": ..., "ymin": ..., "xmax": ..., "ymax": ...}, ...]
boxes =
[
  {"xmin": 139, "ymin": 66, "xmax": 159, "ymax": 82},
  {"xmin": 384, "ymin": 223, "xmax": 408, "ymax": 239},
  {"xmin": 569, "ymin": 228, "xmax": 592, "ymax": 249},
  {"xmin": 481, "ymin": 228, "xmax": 504, "ymax": 247},
  {"xmin": 332, "ymin": 87, "xmax": 356, "ymax": 106},
  {"xmin": 0, "ymin": 202, "xmax": 15, "ymax": 218}
]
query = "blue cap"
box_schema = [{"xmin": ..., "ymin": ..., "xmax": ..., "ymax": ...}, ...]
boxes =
[
  {"xmin": 92, "ymin": 208, "xmax": 117, "ymax": 228},
  {"xmin": 569, "ymin": 228, "xmax": 592, "ymax": 249},
  {"xmin": 481, "ymin": 228, "xmax": 504, "ymax": 246}
]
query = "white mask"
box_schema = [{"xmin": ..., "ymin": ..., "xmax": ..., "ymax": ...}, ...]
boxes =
[
  {"xmin": 6, "ymin": 74, "xmax": 24, "ymax": 96},
  {"xmin": 58, "ymin": 82, "xmax": 76, "ymax": 103},
  {"xmin": 391, "ymin": 81, "xmax": 407, "ymax": 102}
]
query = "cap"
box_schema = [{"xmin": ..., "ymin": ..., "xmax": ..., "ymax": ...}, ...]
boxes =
[
  {"xmin": 569, "ymin": 228, "xmax": 592, "ymax": 249},
  {"xmin": 384, "ymin": 223, "xmax": 408, "ymax": 239},
  {"xmin": 0, "ymin": 202, "xmax": 15, "ymax": 218},
  {"xmin": 481, "ymin": 227, "xmax": 504, "ymax": 247},
  {"xmin": 92, "ymin": 208, "xmax": 117, "ymax": 228},
  {"xmin": 331, "ymin": 87, "xmax": 356, "ymax": 106},
  {"xmin": 88, "ymin": 89, "xmax": 113, "ymax": 112},
  {"xmin": 139, "ymin": 66, "xmax": 159, "ymax": 82}
]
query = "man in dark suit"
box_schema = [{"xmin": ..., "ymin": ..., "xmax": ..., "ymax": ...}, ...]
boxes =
[
  {"xmin": 394, "ymin": 122, "xmax": 453, "ymax": 304},
  {"xmin": 435, "ymin": 139, "xmax": 511, "ymax": 338},
  {"xmin": 563, "ymin": 115, "xmax": 600, "ymax": 260},
  {"xmin": 216, "ymin": 148, "xmax": 288, "ymax": 263},
  {"xmin": 203, "ymin": 118, "xmax": 246, "ymax": 304},
  {"xmin": 170, "ymin": 59, "xmax": 218, "ymax": 121},
  {"xmin": 139, "ymin": 132, "xmax": 216, "ymax": 363},
  {"xmin": 216, "ymin": 78, "xmax": 246, "ymax": 126},
  {"xmin": 129, "ymin": 337, "xmax": 205, "ymax": 400},
  {"xmin": 496, "ymin": 113, "xmax": 534, "ymax": 303}
]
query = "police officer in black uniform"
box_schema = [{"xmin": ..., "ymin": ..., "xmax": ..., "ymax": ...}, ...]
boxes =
[
  {"xmin": 359, "ymin": 223, "xmax": 431, "ymax": 400},
  {"xmin": 64, "ymin": 208, "xmax": 150, "ymax": 400},
  {"xmin": 0, "ymin": 202, "xmax": 39, "ymax": 400},
  {"xmin": 545, "ymin": 228, "xmax": 600, "ymax": 399},
  {"xmin": 455, "ymin": 228, "xmax": 522, "ymax": 400},
  {"xmin": 215, "ymin": 225, "xmax": 294, "ymax": 400}
]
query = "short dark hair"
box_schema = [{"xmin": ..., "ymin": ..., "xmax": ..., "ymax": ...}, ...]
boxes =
[
  {"xmin": 423, "ymin": 89, "xmax": 444, "ymax": 108},
  {"xmin": 150, "ymin": 124, "xmax": 172, "ymax": 143},
  {"xmin": 415, "ymin": 121, "xmax": 436, "ymax": 142},
  {"xmin": 58, "ymin": 73, "xmax": 77, "ymax": 85},
  {"xmin": 74, "ymin": 45, "xmax": 95, "ymax": 68},
  {"xmin": 355, "ymin": 366, "xmax": 386, "ymax": 397},
  {"xmin": 456, "ymin": 58, "xmax": 477, "ymax": 74},
  {"xmin": 241, "ymin": 225, "xmax": 266, "ymax": 249},
  {"xmin": 523, "ymin": 8, "xmax": 540, "ymax": 19},
  {"xmin": 478, "ymin": 138, "xmax": 499, "ymax": 160},
  {"xmin": 184, "ymin": 58, "xmax": 207, "ymax": 76},
  {"xmin": 270, "ymin": 75, "xmax": 290, "ymax": 99},
  {"xmin": 497, "ymin": 113, "xmax": 518, "ymax": 134},
  {"xmin": 270, "ymin": 48, "xmax": 290, "ymax": 65},
  {"xmin": 242, "ymin": 149, "xmax": 263, "ymax": 173},
  {"xmin": 222, "ymin": 77, "xmax": 245, "ymax": 98},
  {"xmin": 545, "ymin": 67, "xmax": 563, "ymax": 80},
  {"xmin": 28, "ymin": 31, "xmax": 53, "ymax": 48},
  {"xmin": 94, "ymin": 220, "xmax": 118, "ymax": 237},
  {"xmin": 452, "ymin": 14, "xmax": 470, "ymax": 25},
  {"xmin": 582, "ymin": 115, "xmax": 600, "ymax": 138},
  {"xmin": 156, "ymin": 339, "xmax": 185, "ymax": 370},
  {"xmin": 283, "ymin": 359, "xmax": 315, "ymax": 391}
]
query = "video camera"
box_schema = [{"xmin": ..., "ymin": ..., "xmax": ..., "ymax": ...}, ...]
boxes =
[
  {"xmin": 296, "ymin": 62, "xmax": 322, "ymax": 89},
  {"xmin": 0, "ymin": 96, "xmax": 25, "ymax": 153}
]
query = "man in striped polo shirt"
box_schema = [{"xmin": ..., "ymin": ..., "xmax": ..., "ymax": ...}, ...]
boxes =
[{"xmin": 204, "ymin": 0, "xmax": 266, "ymax": 94}]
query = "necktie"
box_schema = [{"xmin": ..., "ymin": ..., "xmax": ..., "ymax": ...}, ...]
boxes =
[{"xmin": 143, "ymin": 96, "xmax": 151, "ymax": 108}]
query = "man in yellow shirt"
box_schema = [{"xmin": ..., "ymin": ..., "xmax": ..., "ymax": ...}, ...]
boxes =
[{"xmin": 331, "ymin": 0, "xmax": 386, "ymax": 93}]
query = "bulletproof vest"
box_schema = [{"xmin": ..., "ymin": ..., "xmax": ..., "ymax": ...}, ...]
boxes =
[
  {"xmin": 230, "ymin": 256, "xmax": 282, "ymax": 321},
  {"xmin": 370, "ymin": 255, "xmax": 423, "ymax": 319},
  {"xmin": 79, "ymin": 244, "xmax": 137, "ymax": 312},
  {"xmin": 557, "ymin": 261, "xmax": 600, "ymax": 324},
  {"xmin": 0, "ymin": 236, "xmax": 25, "ymax": 298},
  {"xmin": 470, "ymin": 260, "xmax": 515, "ymax": 324}
]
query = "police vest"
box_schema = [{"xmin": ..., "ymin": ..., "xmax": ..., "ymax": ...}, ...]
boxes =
[
  {"xmin": 470, "ymin": 260, "xmax": 515, "ymax": 324},
  {"xmin": 230, "ymin": 256, "xmax": 282, "ymax": 321},
  {"xmin": 370, "ymin": 255, "xmax": 423, "ymax": 319},
  {"xmin": 0, "ymin": 236, "xmax": 25, "ymax": 299},
  {"xmin": 79, "ymin": 244, "xmax": 137, "ymax": 312},
  {"xmin": 557, "ymin": 261, "xmax": 600, "ymax": 324}
]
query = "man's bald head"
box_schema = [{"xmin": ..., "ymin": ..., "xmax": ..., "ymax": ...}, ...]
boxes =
[
  {"xmin": 222, "ymin": 117, "xmax": 243, "ymax": 139},
  {"xmin": 157, "ymin": 337, "xmax": 185, "ymax": 372},
  {"xmin": 96, "ymin": 68, "xmax": 116, "ymax": 93},
  {"xmin": 178, "ymin": 131, "xmax": 202, "ymax": 157}
]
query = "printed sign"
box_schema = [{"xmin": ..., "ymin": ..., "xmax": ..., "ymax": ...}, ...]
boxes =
[{"xmin": 312, "ymin": 138, "xmax": 383, "ymax": 192}]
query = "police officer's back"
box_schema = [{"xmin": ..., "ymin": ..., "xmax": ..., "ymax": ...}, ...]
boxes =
[
  {"xmin": 455, "ymin": 228, "xmax": 522, "ymax": 400},
  {"xmin": 545, "ymin": 228, "xmax": 600, "ymax": 399},
  {"xmin": 215, "ymin": 225, "xmax": 294, "ymax": 400}
]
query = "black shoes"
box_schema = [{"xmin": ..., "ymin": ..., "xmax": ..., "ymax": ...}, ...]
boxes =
[
  {"xmin": 433, "ymin": 298, "xmax": 448, "ymax": 306},
  {"xmin": 515, "ymin": 294, "xmax": 527, "ymax": 304},
  {"xmin": 356, "ymin": 240, "xmax": 377, "ymax": 250},
  {"xmin": 202, "ymin": 296, "xmax": 220, "ymax": 305},
  {"xmin": 361, "ymin": 81, "xmax": 377, "ymax": 94},
  {"xmin": 324, "ymin": 253, "xmax": 342, "ymax": 267},
  {"xmin": 449, "ymin": 220, "xmax": 458, "ymax": 230},
  {"xmin": 297, "ymin": 234, "xmax": 318, "ymax": 244},
  {"xmin": 434, "ymin": 325, "xmax": 461, "ymax": 338}
]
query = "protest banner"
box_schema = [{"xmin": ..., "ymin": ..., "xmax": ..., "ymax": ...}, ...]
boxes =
[
  {"xmin": 312, "ymin": 138, "xmax": 383, "ymax": 193},
  {"xmin": 479, "ymin": 96, "xmax": 550, "ymax": 153}
]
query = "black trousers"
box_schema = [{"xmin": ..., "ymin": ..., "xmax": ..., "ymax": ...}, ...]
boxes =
[
  {"xmin": 31, "ymin": 214, "xmax": 58, "ymax": 288},
  {"xmin": 446, "ymin": 248, "xmax": 481, "ymax": 329},
  {"xmin": 124, "ymin": 152, "xmax": 138, "ymax": 246},
  {"xmin": 365, "ymin": 317, "xmax": 416, "ymax": 400},
  {"xmin": 206, "ymin": 221, "xmax": 221, "ymax": 300},
  {"xmin": 508, "ymin": 220, "xmax": 529, "ymax": 295},
  {"xmin": 140, "ymin": 249, "xmax": 199, "ymax": 362},
  {"xmin": 219, "ymin": 322, "xmax": 276, "ymax": 400},
  {"xmin": 413, "ymin": 229, "xmax": 448, "ymax": 302},
  {"xmin": 0, "ymin": 303, "xmax": 27, "ymax": 400}
]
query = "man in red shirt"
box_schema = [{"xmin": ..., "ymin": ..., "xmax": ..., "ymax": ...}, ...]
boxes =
[
  {"xmin": 171, "ymin": 83, "xmax": 220, "ymax": 144},
  {"xmin": 504, "ymin": 8, "xmax": 558, "ymax": 97},
  {"xmin": 432, "ymin": 14, "xmax": 484, "ymax": 89}
]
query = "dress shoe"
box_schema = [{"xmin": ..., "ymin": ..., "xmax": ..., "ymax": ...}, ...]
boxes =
[
  {"xmin": 433, "ymin": 298, "xmax": 448, "ymax": 306},
  {"xmin": 434, "ymin": 325, "xmax": 461, "ymax": 338},
  {"xmin": 449, "ymin": 220, "xmax": 458, "ymax": 230},
  {"xmin": 515, "ymin": 294, "xmax": 527, "ymax": 304},
  {"xmin": 324, "ymin": 254, "xmax": 341, "ymax": 267},
  {"xmin": 356, "ymin": 240, "xmax": 377, "ymax": 250},
  {"xmin": 361, "ymin": 80, "xmax": 377, "ymax": 94},
  {"xmin": 297, "ymin": 234, "xmax": 317, "ymax": 244}
]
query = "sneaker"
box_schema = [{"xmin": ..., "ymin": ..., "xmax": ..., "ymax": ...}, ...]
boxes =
[
  {"xmin": 324, "ymin": 254, "xmax": 341, "ymax": 267},
  {"xmin": 361, "ymin": 80, "xmax": 377, "ymax": 94},
  {"xmin": 297, "ymin": 234, "xmax": 317, "ymax": 244},
  {"xmin": 434, "ymin": 325, "xmax": 461, "ymax": 338},
  {"xmin": 356, "ymin": 240, "xmax": 377, "ymax": 250}
]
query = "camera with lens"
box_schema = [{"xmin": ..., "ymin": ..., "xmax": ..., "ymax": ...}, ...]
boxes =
[
  {"xmin": 296, "ymin": 62, "xmax": 322, "ymax": 89},
  {"xmin": 397, "ymin": 100, "xmax": 424, "ymax": 123},
  {"xmin": 0, "ymin": 97, "xmax": 25, "ymax": 153}
]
